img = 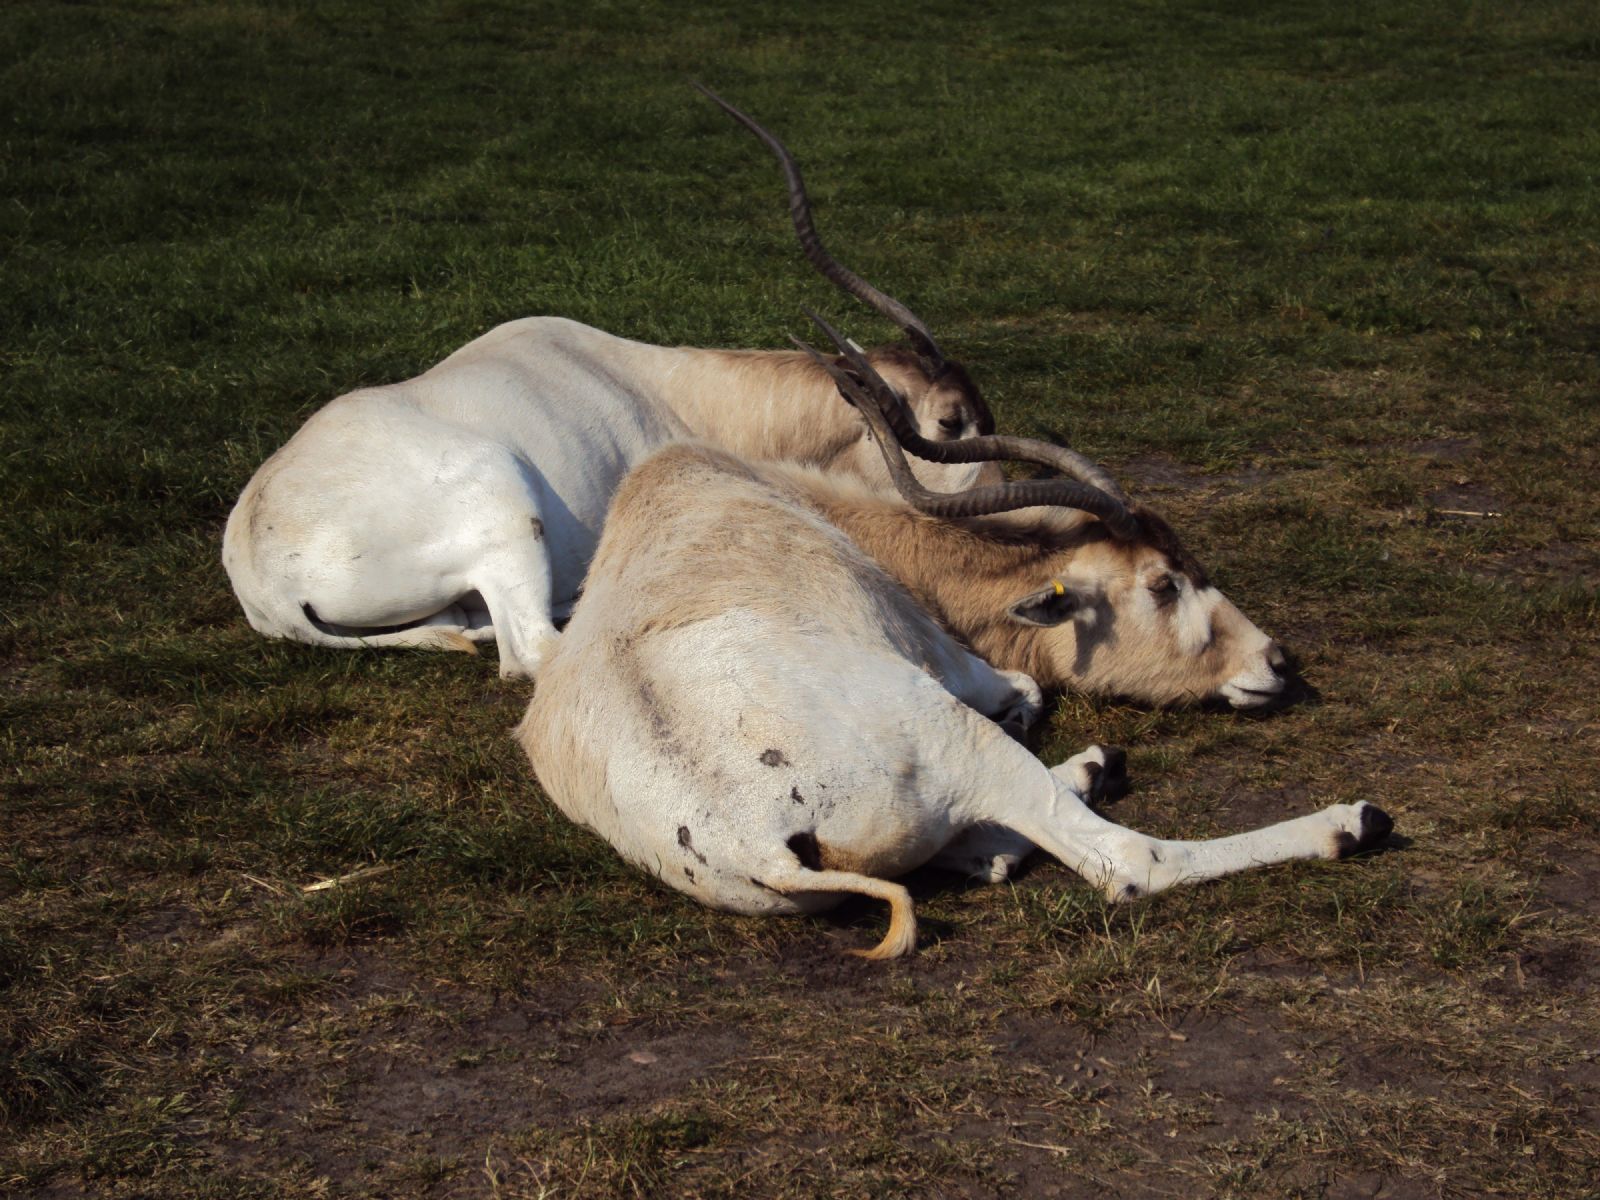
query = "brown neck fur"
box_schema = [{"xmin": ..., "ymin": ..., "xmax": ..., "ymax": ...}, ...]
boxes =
[{"xmin": 806, "ymin": 491, "xmax": 1105, "ymax": 689}]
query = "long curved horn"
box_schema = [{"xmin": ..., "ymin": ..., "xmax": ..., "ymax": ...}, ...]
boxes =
[
  {"xmin": 793, "ymin": 310, "xmax": 1127, "ymax": 503},
  {"xmin": 694, "ymin": 82, "xmax": 946, "ymax": 369},
  {"xmin": 794, "ymin": 317, "xmax": 1140, "ymax": 538}
]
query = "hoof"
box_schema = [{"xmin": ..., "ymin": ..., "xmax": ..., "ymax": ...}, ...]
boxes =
[
  {"xmin": 1336, "ymin": 804, "xmax": 1394, "ymax": 858},
  {"xmin": 1098, "ymin": 746, "xmax": 1128, "ymax": 801},
  {"xmin": 1085, "ymin": 747, "xmax": 1129, "ymax": 805}
]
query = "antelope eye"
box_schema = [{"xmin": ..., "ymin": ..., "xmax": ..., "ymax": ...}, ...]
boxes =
[
  {"xmin": 1149, "ymin": 575, "xmax": 1179, "ymax": 599},
  {"xmin": 937, "ymin": 414, "xmax": 965, "ymax": 433}
]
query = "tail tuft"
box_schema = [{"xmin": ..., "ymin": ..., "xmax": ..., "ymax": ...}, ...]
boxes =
[
  {"xmin": 846, "ymin": 885, "xmax": 918, "ymax": 960},
  {"xmin": 428, "ymin": 630, "xmax": 480, "ymax": 656}
]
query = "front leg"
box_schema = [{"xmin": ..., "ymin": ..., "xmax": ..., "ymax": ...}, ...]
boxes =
[
  {"xmin": 991, "ymin": 669, "xmax": 1045, "ymax": 740},
  {"xmin": 1014, "ymin": 745, "xmax": 1394, "ymax": 902},
  {"xmin": 938, "ymin": 645, "xmax": 1044, "ymax": 738},
  {"xmin": 1050, "ymin": 745, "xmax": 1128, "ymax": 806}
]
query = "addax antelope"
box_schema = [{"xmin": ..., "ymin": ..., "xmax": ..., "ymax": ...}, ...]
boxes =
[
  {"xmin": 517, "ymin": 314, "xmax": 1392, "ymax": 956},
  {"xmin": 223, "ymin": 88, "xmax": 994, "ymax": 678}
]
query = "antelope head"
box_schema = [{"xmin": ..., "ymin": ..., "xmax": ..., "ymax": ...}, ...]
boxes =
[{"xmin": 797, "ymin": 314, "xmax": 1293, "ymax": 710}]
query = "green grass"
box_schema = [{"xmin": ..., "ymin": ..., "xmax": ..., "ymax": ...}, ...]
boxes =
[{"xmin": 4, "ymin": 1, "xmax": 1599, "ymax": 1196}]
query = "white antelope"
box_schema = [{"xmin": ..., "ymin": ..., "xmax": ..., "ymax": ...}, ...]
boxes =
[
  {"xmin": 517, "ymin": 316, "xmax": 1393, "ymax": 957},
  {"xmin": 222, "ymin": 90, "xmax": 996, "ymax": 679}
]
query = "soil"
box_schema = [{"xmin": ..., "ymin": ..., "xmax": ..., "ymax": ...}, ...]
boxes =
[
  {"xmin": 192, "ymin": 935, "xmax": 1508, "ymax": 1199},
  {"xmin": 1117, "ymin": 454, "xmax": 1281, "ymax": 494}
]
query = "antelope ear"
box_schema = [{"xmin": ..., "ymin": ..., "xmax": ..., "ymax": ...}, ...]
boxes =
[{"xmin": 1008, "ymin": 580, "xmax": 1088, "ymax": 627}]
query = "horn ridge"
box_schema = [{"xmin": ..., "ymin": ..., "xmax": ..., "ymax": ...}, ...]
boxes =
[
  {"xmin": 794, "ymin": 309, "xmax": 1128, "ymax": 503},
  {"xmin": 793, "ymin": 315, "xmax": 1139, "ymax": 538}
]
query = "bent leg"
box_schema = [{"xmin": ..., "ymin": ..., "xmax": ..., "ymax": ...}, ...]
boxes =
[
  {"xmin": 467, "ymin": 534, "xmax": 561, "ymax": 679},
  {"xmin": 929, "ymin": 824, "xmax": 1036, "ymax": 883},
  {"xmin": 300, "ymin": 448, "xmax": 560, "ymax": 679},
  {"xmin": 938, "ymin": 646, "xmax": 1045, "ymax": 738},
  {"xmin": 931, "ymin": 742, "xmax": 1125, "ymax": 883}
]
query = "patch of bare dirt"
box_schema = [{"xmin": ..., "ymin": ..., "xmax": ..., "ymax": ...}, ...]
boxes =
[
  {"xmin": 1510, "ymin": 938, "xmax": 1600, "ymax": 992},
  {"xmin": 997, "ymin": 1008, "xmax": 1305, "ymax": 1130},
  {"xmin": 210, "ymin": 951, "xmax": 621, "ymax": 1190},
  {"xmin": 1467, "ymin": 539, "xmax": 1596, "ymax": 587},
  {"xmin": 1407, "ymin": 436, "xmax": 1478, "ymax": 462},
  {"xmin": 175, "ymin": 823, "xmax": 1597, "ymax": 1200},
  {"xmin": 209, "ymin": 934, "xmax": 1016, "ymax": 1193},
  {"xmin": 1426, "ymin": 480, "xmax": 1504, "ymax": 518},
  {"xmin": 1118, "ymin": 453, "xmax": 1278, "ymax": 494},
  {"xmin": 1533, "ymin": 846, "xmax": 1600, "ymax": 912},
  {"xmin": 1348, "ymin": 436, "xmax": 1480, "ymax": 463},
  {"xmin": 990, "ymin": 1007, "xmax": 1440, "ymax": 1198},
  {"xmin": 343, "ymin": 1019, "xmax": 751, "ymax": 1141}
]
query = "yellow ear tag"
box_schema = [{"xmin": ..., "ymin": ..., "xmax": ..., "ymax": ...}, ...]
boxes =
[{"xmin": 1052, "ymin": 580, "xmax": 1065, "ymax": 596}]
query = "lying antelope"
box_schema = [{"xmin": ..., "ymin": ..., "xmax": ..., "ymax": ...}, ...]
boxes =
[
  {"xmin": 789, "ymin": 314, "xmax": 1292, "ymax": 711},
  {"xmin": 517, "ymin": 316, "xmax": 1393, "ymax": 956},
  {"xmin": 222, "ymin": 89, "xmax": 994, "ymax": 679}
]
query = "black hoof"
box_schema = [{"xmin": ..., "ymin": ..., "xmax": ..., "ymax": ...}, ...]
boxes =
[
  {"xmin": 1092, "ymin": 747, "xmax": 1129, "ymax": 804},
  {"xmin": 1102, "ymin": 746, "xmax": 1128, "ymax": 786},
  {"xmin": 1358, "ymin": 804, "xmax": 1395, "ymax": 848},
  {"xmin": 1336, "ymin": 804, "xmax": 1395, "ymax": 858},
  {"xmin": 1082, "ymin": 760, "xmax": 1102, "ymax": 799}
]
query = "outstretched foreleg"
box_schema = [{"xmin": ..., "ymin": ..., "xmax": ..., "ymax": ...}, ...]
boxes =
[{"xmin": 1011, "ymin": 747, "xmax": 1394, "ymax": 901}]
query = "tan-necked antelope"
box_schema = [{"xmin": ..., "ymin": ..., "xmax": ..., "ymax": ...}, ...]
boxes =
[{"xmin": 517, "ymin": 315, "xmax": 1390, "ymax": 956}]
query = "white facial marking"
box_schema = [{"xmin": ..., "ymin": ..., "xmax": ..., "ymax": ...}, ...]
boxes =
[{"xmin": 1174, "ymin": 583, "xmax": 1217, "ymax": 657}]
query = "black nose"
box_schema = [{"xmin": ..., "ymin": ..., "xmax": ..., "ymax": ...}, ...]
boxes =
[{"xmin": 1267, "ymin": 642, "xmax": 1288, "ymax": 677}]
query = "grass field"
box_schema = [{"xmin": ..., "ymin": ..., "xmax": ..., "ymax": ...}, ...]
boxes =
[{"xmin": 4, "ymin": 1, "xmax": 1599, "ymax": 1196}]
